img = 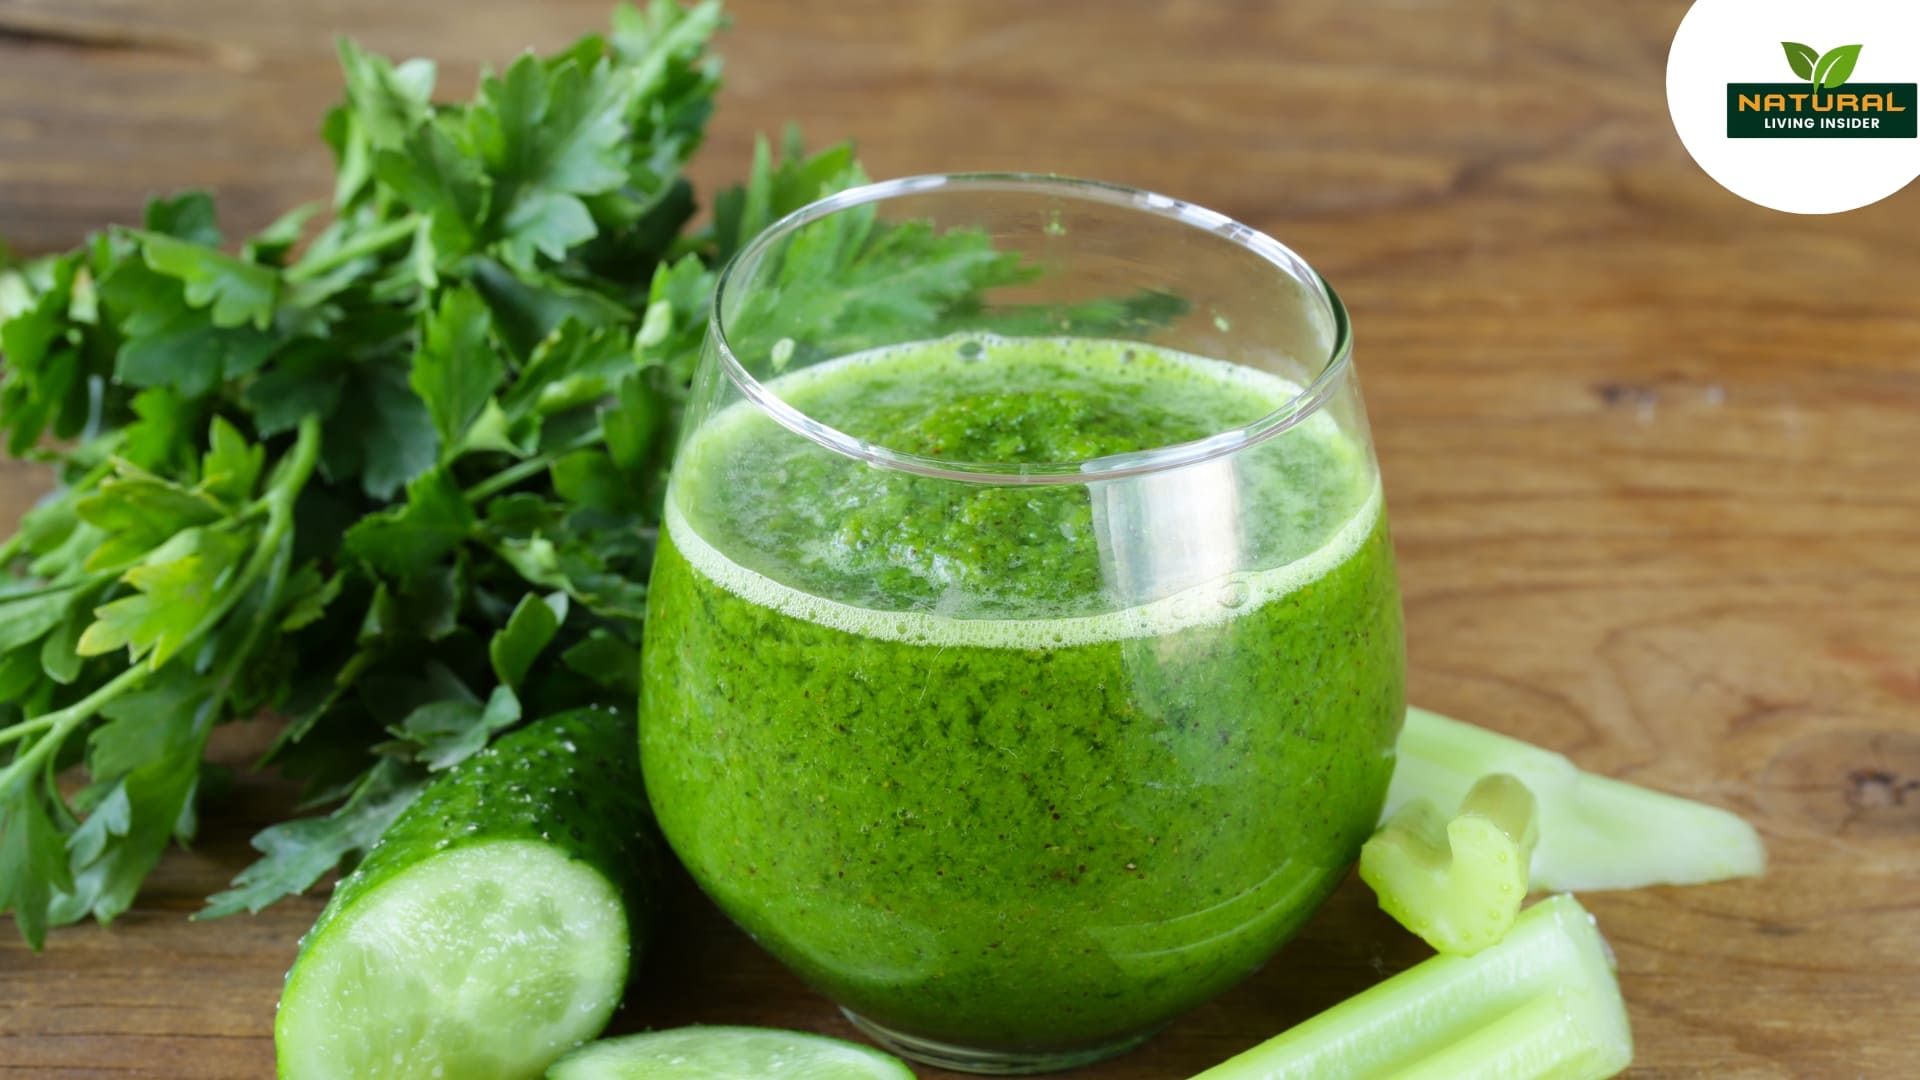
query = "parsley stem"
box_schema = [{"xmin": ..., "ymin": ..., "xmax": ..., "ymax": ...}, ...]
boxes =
[
  {"xmin": 0, "ymin": 663, "xmax": 150, "ymax": 800},
  {"xmin": 0, "ymin": 578, "xmax": 92, "ymax": 603},
  {"xmin": 285, "ymin": 216, "xmax": 419, "ymax": 284},
  {"xmin": 265, "ymin": 415, "xmax": 325, "ymax": 509},
  {"xmin": 202, "ymin": 418, "xmax": 314, "ymax": 720},
  {"xmin": 0, "ymin": 712, "xmax": 63, "ymax": 747},
  {"xmin": 463, "ymin": 431, "xmax": 604, "ymax": 502},
  {"xmin": 207, "ymin": 524, "xmax": 295, "ymax": 717}
]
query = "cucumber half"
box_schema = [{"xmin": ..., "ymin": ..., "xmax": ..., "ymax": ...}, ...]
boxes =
[
  {"xmin": 547, "ymin": 1027, "xmax": 916, "ymax": 1079},
  {"xmin": 276, "ymin": 709, "xmax": 660, "ymax": 1079},
  {"xmin": 278, "ymin": 840, "xmax": 626, "ymax": 1078}
]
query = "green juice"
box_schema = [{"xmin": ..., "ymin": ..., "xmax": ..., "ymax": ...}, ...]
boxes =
[{"xmin": 641, "ymin": 335, "xmax": 1404, "ymax": 1052}]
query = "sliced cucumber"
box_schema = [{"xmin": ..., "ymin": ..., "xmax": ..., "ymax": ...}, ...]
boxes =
[
  {"xmin": 277, "ymin": 708, "xmax": 660, "ymax": 1080},
  {"xmin": 547, "ymin": 1027, "xmax": 916, "ymax": 1079},
  {"xmin": 1392, "ymin": 706, "xmax": 1766, "ymax": 891},
  {"xmin": 278, "ymin": 842, "xmax": 626, "ymax": 1078}
]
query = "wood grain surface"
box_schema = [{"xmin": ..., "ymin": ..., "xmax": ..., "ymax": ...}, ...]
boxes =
[{"xmin": 3, "ymin": 0, "xmax": 1918, "ymax": 1076}]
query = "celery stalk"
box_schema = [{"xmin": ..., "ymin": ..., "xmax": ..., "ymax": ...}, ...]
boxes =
[
  {"xmin": 1189, "ymin": 895, "xmax": 1631, "ymax": 1080},
  {"xmin": 1360, "ymin": 773, "xmax": 1538, "ymax": 955},
  {"xmin": 1390, "ymin": 707, "xmax": 1766, "ymax": 892}
]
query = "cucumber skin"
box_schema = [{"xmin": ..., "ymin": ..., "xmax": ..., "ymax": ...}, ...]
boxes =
[{"xmin": 292, "ymin": 706, "xmax": 662, "ymax": 976}]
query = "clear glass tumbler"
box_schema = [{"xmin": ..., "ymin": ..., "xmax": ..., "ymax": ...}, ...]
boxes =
[{"xmin": 640, "ymin": 175, "xmax": 1405, "ymax": 1074}]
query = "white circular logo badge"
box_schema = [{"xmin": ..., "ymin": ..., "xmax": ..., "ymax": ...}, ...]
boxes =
[{"xmin": 1668, "ymin": 0, "xmax": 1920, "ymax": 213}]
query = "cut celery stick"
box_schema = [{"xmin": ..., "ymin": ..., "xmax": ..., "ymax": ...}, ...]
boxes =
[
  {"xmin": 1189, "ymin": 895, "xmax": 1631, "ymax": 1080},
  {"xmin": 1386, "ymin": 991, "xmax": 1624, "ymax": 1080},
  {"xmin": 1361, "ymin": 773, "xmax": 1538, "ymax": 955},
  {"xmin": 1390, "ymin": 707, "xmax": 1766, "ymax": 891}
]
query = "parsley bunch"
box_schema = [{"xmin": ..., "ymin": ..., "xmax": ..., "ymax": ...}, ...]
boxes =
[{"xmin": 0, "ymin": 1, "xmax": 1107, "ymax": 948}]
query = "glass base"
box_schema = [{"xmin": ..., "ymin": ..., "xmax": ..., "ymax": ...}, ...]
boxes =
[{"xmin": 842, "ymin": 1009, "xmax": 1158, "ymax": 1075}]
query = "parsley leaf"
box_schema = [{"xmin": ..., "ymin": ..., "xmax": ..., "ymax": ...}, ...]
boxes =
[
  {"xmin": 320, "ymin": 359, "xmax": 438, "ymax": 499},
  {"xmin": 77, "ymin": 527, "xmax": 252, "ymax": 668},
  {"xmin": 489, "ymin": 592, "xmax": 566, "ymax": 691},
  {"xmin": 410, "ymin": 286, "xmax": 505, "ymax": 450},
  {"xmin": 54, "ymin": 674, "xmax": 214, "ymax": 925},
  {"xmin": 375, "ymin": 117, "xmax": 493, "ymax": 260},
  {"xmin": 143, "ymin": 191, "xmax": 223, "ymax": 247},
  {"xmin": 98, "ymin": 258, "xmax": 280, "ymax": 398},
  {"xmin": 121, "ymin": 387, "xmax": 198, "ymax": 472},
  {"xmin": 198, "ymin": 417, "xmax": 265, "ymax": 508},
  {"xmin": 0, "ymin": 252, "xmax": 95, "ymax": 451},
  {"xmin": 335, "ymin": 38, "xmax": 436, "ymax": 158},
  {"xmin": 341, "ymin": 467, "xmax": 475, "ymax": 581},
  {"xmin": 502, "ymin": 318, "xmax": 632, "ymax": 420},
  {"xmin": 198, "ymin": 760, "xmax": 424, "ymax": 919},
  {"xmin": 0, "ymin": 586, "xmax": 84, "ymax": 653},
  {"xmin": 393, "ymin": 684, "xmax": 521, "ymax": 772},
  {"xmin": 243, "ymin": 342, "xmax": 346, "ymax": 438},
  {"xmin": 560, "ymin": 628, "xmax": 640, "ymax": 696},
  {"xmin": 471, "ymin": 256, "xmax": 632, "ymax": 360},
  {"xmin": 0, "ymin": 792, "xmax": 73, "ymax": 949},
  {"xmin": 74, "ymin": 472, "xmax": 225, "ymax": 571},
  {"xmin": 471, "ymin": 53, "xmax": 635, "ymax": 268},
  {"xmin": 136, "ymin": 232, "xmax": 280, "ymax": 331}
]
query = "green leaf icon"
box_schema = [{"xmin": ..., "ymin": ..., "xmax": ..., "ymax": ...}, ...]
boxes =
[
  {"xmin": 1782, "ymin": 41, "xmax": 1818, "ymax": 81},
  {"xmin": 1815, "ymin": 44, "xmax": 1863, "ymax": 89}
]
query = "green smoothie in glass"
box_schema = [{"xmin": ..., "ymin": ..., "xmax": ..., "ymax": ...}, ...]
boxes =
[{"xmin": 640, "ymin": 176, "xmax": 1405, "ymax": 1074}]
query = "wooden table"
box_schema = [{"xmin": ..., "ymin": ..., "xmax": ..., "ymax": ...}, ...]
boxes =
[{"xmin": 3, "ymin": 1, "xmax": 1917, "ymax": 1076}]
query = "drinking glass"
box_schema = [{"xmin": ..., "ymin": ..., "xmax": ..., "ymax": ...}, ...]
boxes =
[{"xmin": 640, "ymin": 175, "xmax": 1405, "ymax": 1074}]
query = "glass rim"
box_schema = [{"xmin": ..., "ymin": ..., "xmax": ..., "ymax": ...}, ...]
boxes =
[{"xmin": 708, "ymin": 172, "xmax": 1354, "ymax": 486}]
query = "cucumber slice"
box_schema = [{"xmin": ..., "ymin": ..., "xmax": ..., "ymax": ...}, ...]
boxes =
[
  {"xmin": 278, "ymin": 841, "xmax": 625, "ymax": 1078},
  {"xmin": 277, "ymin": 708, "xmax": 660, "ymax": 1080},
  {"xmin": 1392, "ymin": 706, "xmax": 1766, "ymax": 891},
  {"xmin": 1189, "ymin": 895, "xmax": 1631, "ymax": 1080},
  {"xmin": 1361, "ymin": 773, "xmax": 1538, "ymax": 955},
  {"xmin": 547, "ymin": 1027, "xmax": 916, "ymax": 1079}
]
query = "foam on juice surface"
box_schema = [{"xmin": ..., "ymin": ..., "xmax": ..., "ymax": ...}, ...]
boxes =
[{"xmin": 665, "ymin": 336, "xmax": 1381, "ymax": 648}]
